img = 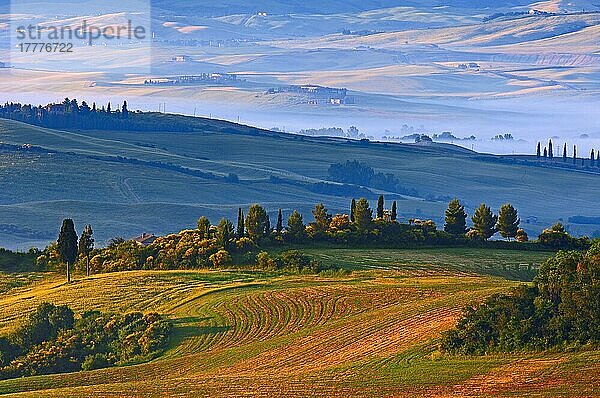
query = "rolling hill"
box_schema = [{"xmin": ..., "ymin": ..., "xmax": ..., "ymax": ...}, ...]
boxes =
[
  {"xmin": 0, "ymin": 115, "xmax": 599, "ymax": 249},
  {"xmin": 0, "ymin": 248, "xmax": 598, "ymax": 397}
]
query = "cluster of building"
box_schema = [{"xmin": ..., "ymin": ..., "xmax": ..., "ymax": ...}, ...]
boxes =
[
  {"xmin": 144, "ymin": 73, "xmax": 241, "ymax": 86},
  {"xmin": 266, "ymin": 85, "xmax": 352, "ymax": 106}
]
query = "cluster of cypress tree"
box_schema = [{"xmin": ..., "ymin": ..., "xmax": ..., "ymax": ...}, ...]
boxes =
[{"xmin": 537, "ymin": 140, "xmax": 600, "ymax": 167}]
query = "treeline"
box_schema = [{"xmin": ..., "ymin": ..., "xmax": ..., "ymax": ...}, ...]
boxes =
[
  {"xmin": 0, "ymin": 99, "xmax": 196, "ymax": 132},
  {"xmin": 0, "ymin": 303, "xmax": 172, "ymax": 380},
  {"xmin": 443, "ymin": 242, "xmax": 600, "ymax": 354},
  {"xmin": 536, "ymin": 139, "xmax": 600, "ymax": 168},
  {"xmin": 36, "ymin": 196, "xmax": 590, "ymax": 278}
]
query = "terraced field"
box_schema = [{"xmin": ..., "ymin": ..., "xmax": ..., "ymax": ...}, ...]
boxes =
[{"xmin": 0, "ymin": 248, "xmax": 598, "ymax": 397}]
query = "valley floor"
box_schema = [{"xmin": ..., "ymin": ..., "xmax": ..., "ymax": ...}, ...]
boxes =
[{"xmin": 0, "ymin": 248, "xmax": 598, "ymax": 397}]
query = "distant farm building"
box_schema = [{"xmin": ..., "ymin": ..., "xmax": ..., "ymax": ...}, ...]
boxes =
[
  {"xmin": 171, "ymin": 55, "xmax": 192, "ymax": 62},
  {"xmin": 44, "ymin": 104, "xmax": 66, "ymax": 114},
  {"xmin": 133, "ymin": 233, "xmax": 157, "ymax": 246},
  {"xmin": 267, "ymin": 84, "xmax": 349, "ymax": 106},
  {"xmin": 144, "ymin": 73, "xmax": 240, "ymax": 86}
]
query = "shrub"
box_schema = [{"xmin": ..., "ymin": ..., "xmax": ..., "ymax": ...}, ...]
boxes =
[
  {"xmin": 0, "ymin": 303, "xmax": 172, "ymax": 380},
  {"xmin": 209, "ymin": 249, "xmax": 232, "ymax": 268}
]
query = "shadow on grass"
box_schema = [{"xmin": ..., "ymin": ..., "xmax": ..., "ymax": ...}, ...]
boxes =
[{"xmin": 168, "ymin": 316, "xmax": 232, "ymax": 351}]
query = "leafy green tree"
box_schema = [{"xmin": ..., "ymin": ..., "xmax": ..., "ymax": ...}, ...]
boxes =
[
  {"xmin": 354, "ymin": 198, "xmax": 373, "ymax": 233},
  {"xmin": 287, "ymin": 210, "xmax": 306, "ymax": 241},
  {"xmin": 236, "ymin": 208, "xmax": 244, "ymax": 237},
  {"xmin": 444, "ymin": 199, "xmax": 467, "ymax": 236},
  {"xmin": 197, "ymin": 216, "xmax": 211, "ymax": 239},
  {"xmin": 376, "ymin": 195, "xmax": 384, "ymax": 219},
  {"xmin": 391, "ymin": 201, "xmax": 397, "ymax": 221},
  {"xmin": 496, "ymin": 203, "xmax": 520, "ymax": 240},
  {"xmin": 311, "ymin": 203, "xmax": 331, "ymax": 233},
  {"xmin": 276, "ymin": 209, "xmax": 283, "ymax": 233},
  {"xmin": 245, "ymin": 204, "xmax": 270, "ymax": 241},
  {"xmin": 78, "ymin": 224, "xmax": 94, "ymax": 276},
  {"xmin": 216, "ymin": 218, "xmax": 235, "ymax": 248},
  {"xmin": 350, "ymin": 198, "xmax": 356, "ymax": 223},
  {"xmin": 471, "ymin": 204, "xmax": 497, "ymax": 240},
  {"xmin": 57, "ymin": 219, "xmax": 78, "ymax": 283}
]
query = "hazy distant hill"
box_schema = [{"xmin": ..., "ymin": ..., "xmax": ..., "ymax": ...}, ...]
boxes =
[{"xmin": 0, "ymin": 116, "xmax": 599, "ymax": 249}]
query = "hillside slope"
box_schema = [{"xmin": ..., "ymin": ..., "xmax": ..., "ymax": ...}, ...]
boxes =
[
  {"xmin": 0, "ymin": 249, "xmax": 598, "ymax": 397},
  {"xmin": 0, "ymin": 117, "xmax": 599, "ymax": 248}
]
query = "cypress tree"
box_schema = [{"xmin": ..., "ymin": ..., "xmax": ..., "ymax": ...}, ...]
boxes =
[
  {"xmin": 563, "ymin": 143, "xmax": 567, "ymax": 162},
  {"xmin": 78, "ymin": 224, "xmax": 94, "ymax": 277},
  {"xmin": 573, "ymin": 145, "xmax": 577, "ymax": 164},
  {"xmin": 496, "ymin": 203, "xmax": 520, "ymax": 241},
  {"xmin": 354, "ymin": 198, "xmax": 373, "ymax": 233},
  {"xmin": 391, "ymin": 201, "xmax": 397, "ymax": 221},
  {"xmin": 57, "ymin": 219, "xmax": 78, "ymax": 283},
  {"xmin": 592, "ymin": 149, "xmax": 596, "ymax": 167},
  {"xmin": 376, "ymin": 195, "xmax": 384, "ymax": 219},
  {"xmin": 444, "ymin": 199, "xmax": 467, "ymax": 236},
  {"xmin": 312, "ymin": 203, "xmax": 331, "ymax": 233},
  {"xmin": 471, "ymin": 204, "xmax": 497, "ymax": 241},
  {"xmin": 276, "ymin": 209, "xmax": 283, "ymax": 233},
  {"xmin": 543, "ymin": 147, "xmax": 547, "ymax": 159},
  {"xmin": 216, "ymin": 218, "xmax": 235, "ymax": 249},
  {"xmin": 236, "ymin": 208, "xmax": 244, "ymax": 237},
  {"xmin": 548, "ymin": 139, "xmax": 553, "ymax": 159},
  {"xmin": 245, "ymin": 204, "xmax": 269, "ymax": 241},
  {"xmin": 597, "ymin": 150, "xmax": 599, "ymax": 165},
  {"xmin": 287, "ymin": 210, "xmax": 306, "ymax": 242},
  {"xmin": 536, "ymin": 142, "xmax": 541, "ymax": 158},
  {"xmin": 350, "ymin": 198, "xmax": 356, "ymax": 223}
]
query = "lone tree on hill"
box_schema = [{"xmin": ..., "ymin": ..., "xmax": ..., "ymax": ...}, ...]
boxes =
[
  {"xmin": 354, "ymin": 198, "xmax": 373, "ymax": 233},
  {"xmin": 236, "ymin": 208, "xmax": 245, "ymax": 237},
  {"xmin": 444, "ymin": 199, "xmax": 468, "ymax": 237},
  {"xmin": 350, "ymin": 198, "xmax": 356, "ymax": 223},
  {"xmin": 216, "ymin": 218, "xmax": 235, "ymax": 249},
  {"xmin": 197, "ymin": 216, "xmax": 211, "ymax": 239},
  {"xmin": 471, "ymin": 204, "xmax": 497, "ymax": 240},
  {"xmin": 276, "ymin": 209, "xmax": 283, "ymax": 233},
  {"xmin": 376, "ymin": 195, "xmax": 385, "ymax": 219},
  {"xmin": 496, "ymin": 204, "xmax": 520, "ymax": 241},
  {"xmin": 536, "ymin": 142, "xmax": 541, "ymax": 158},
  {"xmin": 548, "ymin": 139, "xmax": 554, "ymax": 159},
  {"xmin": 563, "ymin": 143, "xmax": 567, "ymax": 162},
  {"xmin": 78, "ymin": 224, "xmax": 94, "ymax": 276},
  {"xmin": 287, "ymin": 210, "xmax": 306, "ymax": 241},
  {"xmin": 245, "ymin": 204, "xmax": 270, "ymax": 241},
  {"xmin": 391, "ymin": 201, "xmax": 397, "ymax": 221},
  {"xmin": 57, "ymin": 219, "xmax": 78, "ymax": 283}
]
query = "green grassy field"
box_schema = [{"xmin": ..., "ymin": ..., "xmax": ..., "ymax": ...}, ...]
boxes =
[
  {"xmin": 0, "ymin": 247, "xmax": 598, "ymax": 397},
  {"xmin": 1, "ymin": 117, "xmax": 600, "ymax": 249}
]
